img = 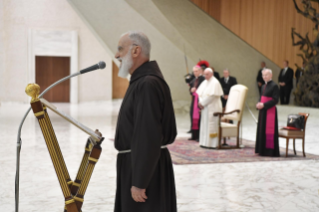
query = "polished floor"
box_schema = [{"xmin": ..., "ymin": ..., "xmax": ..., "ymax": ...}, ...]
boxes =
[{"xmin": 0, "ymin": 100, "xmax": 319, "ymax": 212}]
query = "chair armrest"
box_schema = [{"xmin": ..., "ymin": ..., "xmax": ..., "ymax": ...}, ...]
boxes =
[{"xmin": 213, "ymin": 109, "xmax": 240, "ymax": 117}]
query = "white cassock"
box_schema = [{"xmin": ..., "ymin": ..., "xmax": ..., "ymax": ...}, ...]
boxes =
[{"xmin": 196, "ymin": 76, "xmax": 224, "ymax": 148}]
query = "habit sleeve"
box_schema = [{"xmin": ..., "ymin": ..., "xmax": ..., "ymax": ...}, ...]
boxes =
[
  {"xmin": 263, "ymin": 85, "xmax": 279, "ymax": 110},
  {"xmin": 131, "ymin": 78, "xmax": 163, "ymax": 189}
]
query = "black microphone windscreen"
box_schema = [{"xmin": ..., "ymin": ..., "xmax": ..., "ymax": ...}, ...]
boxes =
[
  {"xmin": 80, "ymin": 61, "xmax": 106, "ymax": 74},
  {"xmin": 98, "ymin": 61, "xmax": 106, "ymax": 69}
]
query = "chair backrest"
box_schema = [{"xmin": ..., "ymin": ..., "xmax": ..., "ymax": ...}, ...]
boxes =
[
  {"xmin": 223, "ymin": 84, "xmax": 248, "ymax": 121},
  {"xmin": 298, "ymin": 112, "xmax": 310, "ymax": 134}
]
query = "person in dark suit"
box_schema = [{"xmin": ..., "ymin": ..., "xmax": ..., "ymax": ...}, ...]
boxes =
[
  {"xmin": 220, "ymin": 69, "xmax": 237, "ymax": 108},
  {"xmin": 188, "ymin": 65, "xmax": 205, "ymax": 140},
  {"xmin": 278, "ymin": 60, "xmax": 294, "ymax": 105},
  {"xmin": 295, "ymin": 61, "xmax": 306, "ymax": 85},
  {"xmin": 256, "ymin": 61, "xmax": 266, "ymax": 95}
]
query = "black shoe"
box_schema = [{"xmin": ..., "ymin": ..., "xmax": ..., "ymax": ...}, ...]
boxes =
[
  {"xmin": 187, "ymin": 130, "xmax": 192, "ymax": 134},
  {"xmin": 188, "ymin": 137, "xmax": 195, "ymax": 140}
]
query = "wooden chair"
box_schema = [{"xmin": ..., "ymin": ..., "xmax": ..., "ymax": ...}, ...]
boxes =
[
  {"xmin": 213, "ymin": 84, "xmax": 248, "ymax": 149},
  {"xmin": 278, "ymin": 113, "xmax": 310, "ymax": 157}
]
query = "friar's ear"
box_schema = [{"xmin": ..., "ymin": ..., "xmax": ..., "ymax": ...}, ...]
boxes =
[{"xmin": 132, "ymin": 45, "xmax": 141, "ymax": 58}]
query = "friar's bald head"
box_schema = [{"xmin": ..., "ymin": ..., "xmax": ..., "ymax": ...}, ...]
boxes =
[{"xmin": 115, "ymin": 31, "xmax": 151, "ymax": 78}]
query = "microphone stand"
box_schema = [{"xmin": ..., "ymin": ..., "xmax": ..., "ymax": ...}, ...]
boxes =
[{"xmin": 15, "ymin": 61, "xmax": 105, "ymax": 212}]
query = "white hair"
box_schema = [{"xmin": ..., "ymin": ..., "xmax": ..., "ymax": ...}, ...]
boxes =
[
  {"xmin": 204, "ymin": 68, "xmax": 213, "ymax": 73},
  {"xmin": 262, "ymin": 68, "xmax": 272, "ymax": 74},
  {"xmin": 193, "ymin": 65, "xmax": 201, "ymax": 70},
  {"xmin": 122, "ymin": 31, "xmax": 151, "ymax": 58},
  {"xmin": 223, "ymin": 68, "xmax": 230, "ymax": 72}
]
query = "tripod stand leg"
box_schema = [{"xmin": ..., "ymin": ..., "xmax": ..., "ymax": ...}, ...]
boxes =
[
  {"xmin": 71, "ymin": 140, "xmax": 93, "ymax": 196},
  {"xmin": 43, "ymin": 107, "xmax": 73, "ymax": 187},
  {"xmin": 74, "ymin": 144, "xmax": 102, "ymax": 210}
]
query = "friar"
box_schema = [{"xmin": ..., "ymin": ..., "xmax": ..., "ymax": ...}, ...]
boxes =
[
  {"xmin": 113, "ymin": 31, "xmax": 177, "ymax": 212},
  {"xmin": 255, "ymin": 69, "xmax": 280, "ymax": 157}
]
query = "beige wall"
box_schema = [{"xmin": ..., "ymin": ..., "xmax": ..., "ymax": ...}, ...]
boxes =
[
  {"xmin": 0, "ymin": 0, "xmax": 5, "ymax": 103},
  {"xmin": 67, "ymin": 0, "xmax": 195, "ymax": 107},
  {"xmin": 68, "ymin": 0, "xmax": 279, "ymax": 107},
  {"xmin": 0, "ymin": 0, "xmax": 112, "ymax": 103},
  {"xmin": 152, "ymin": 0, "xmax": 280, "ymax": 105},
  {"xmin": 1, "ymin": 0, "xmax": 283, "ymax": 107}
]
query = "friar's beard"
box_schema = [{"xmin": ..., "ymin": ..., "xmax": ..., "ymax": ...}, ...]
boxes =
[{"xmin": 118, "ymin": 49, "xmax": 133, "ymax": 79}]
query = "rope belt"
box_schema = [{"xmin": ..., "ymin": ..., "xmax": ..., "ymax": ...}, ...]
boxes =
[{"xmin": 118, "ymin": 145, "xmax": 168, "ymax": 154}]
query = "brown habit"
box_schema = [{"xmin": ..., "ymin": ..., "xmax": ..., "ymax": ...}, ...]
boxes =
[{"xmin": 114, "ymin": 61, "xmax": 177, "ymax": 212}]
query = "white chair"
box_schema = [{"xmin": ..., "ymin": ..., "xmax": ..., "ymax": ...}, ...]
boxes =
[{"xmin": 213, "ymin": 84, "xmax": 248, "ymax": 149}]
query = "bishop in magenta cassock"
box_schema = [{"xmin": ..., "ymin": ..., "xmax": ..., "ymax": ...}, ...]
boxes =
[{"xmin": 255, "ymin": 69, "xmax": 280, "ymax": 157}]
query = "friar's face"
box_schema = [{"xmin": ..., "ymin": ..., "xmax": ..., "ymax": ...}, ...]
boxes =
[{"xmin": 115, "ymin": 34, "xmax": 134, "ymax": 78}]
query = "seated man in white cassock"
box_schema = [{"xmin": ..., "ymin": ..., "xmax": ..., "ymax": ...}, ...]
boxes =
[{"xmin": 196, "ymin": 68, "xmax": 224, "ymax": 148}]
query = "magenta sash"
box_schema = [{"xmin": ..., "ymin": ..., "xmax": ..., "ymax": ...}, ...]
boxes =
[
  {"xmin": 260, "ymin": 96, "xmax": 275, "ymax": 149},
  {"xmin": 192, "ymin": 92, "xmax": 200, "ymax": 130}
]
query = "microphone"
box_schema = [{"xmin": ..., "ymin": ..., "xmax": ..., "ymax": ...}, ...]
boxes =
[{"xmin": 80, "ymin": 61, "xmax": 106, "ymax": 74}]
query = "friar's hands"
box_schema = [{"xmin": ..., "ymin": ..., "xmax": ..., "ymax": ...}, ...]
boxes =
[
  {"xmin": 223, "ymin": 95, "xmax": 228, "ymax": 100},
  {"xmin": 258, "ymin": 82, "xmax": 262, "ymax": 87},
  {"xmin": 191, "ymin": 87, "xmax": 196, "ymax": 93},
  {"xmin": 131, "ymin": 186, "xmax": 147, "ymax": 202}
]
